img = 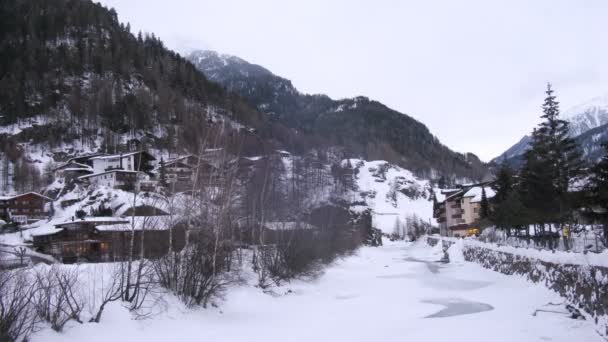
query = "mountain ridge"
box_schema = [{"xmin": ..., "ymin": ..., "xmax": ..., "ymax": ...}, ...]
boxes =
[
  {"xmin": 493, "ymin": 94, "xmax": 608, "ymax": 166},
  {"xmin": 188, "ymin": 49, "xmax": 490, "ymax": 182}
]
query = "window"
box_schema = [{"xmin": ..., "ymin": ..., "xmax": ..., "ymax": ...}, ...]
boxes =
[{"xmin": 473, "ymin": 207, "xmax": 479, "ymax": 213}]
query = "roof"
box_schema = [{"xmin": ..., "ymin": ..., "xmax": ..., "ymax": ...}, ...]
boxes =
[
  {"xmin": 53, "ymin": 161, "xmax": 92, "ymax": 172},
  {"xmin": 162, "ymin": 159, "xmax": 193, "ymax": 168},
  {"xmin": 444, "ymin": 189, "xmax": 464, "ymax": 202},
  {"xmin": 66, "ymin": 153, "xmax": 108, "ymax": 163},
  {"xmin": 90, "ymin": 151, "xmax": 156, "ymax": 161},
  {"xmin": 95, "ymin": 216, "xmax": 176, "ymax": 231},
  {"xmin": 0, "ymin": 192, "xmax": 52, "ymax": 201},
  {"xmin": 54, "ymin": 217, "xmax": 129, "ymax": 228},
  {"xmin": 462, "ymin": 185, "xmax": 496, "ymax": 203},
  {"xmin": 63, "ymin": 167, "xmax": 93, "ymax": 172}
]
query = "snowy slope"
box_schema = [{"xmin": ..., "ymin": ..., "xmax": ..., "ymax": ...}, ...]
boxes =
[
  {"xmin": 349, "ymin": 160, "xmax": 434, "ymax": 234},
  {"xmin": 563, "ymin": 93, "xmax": 608, "ymax": 137}
]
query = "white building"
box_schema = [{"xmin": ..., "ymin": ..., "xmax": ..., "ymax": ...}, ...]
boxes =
[
  {"xmin": 90, "ymin": 151, "xmax": 155, "ymax": 174},
  {"xmin": 79, "ymin": 170, "xmax": 149, "ymax": 191}
]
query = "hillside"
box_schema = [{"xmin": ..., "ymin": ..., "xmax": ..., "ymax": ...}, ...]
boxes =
[
  {"xmin": 0, "ymin": 0, "xmax": 306, "ymax": 194},
  {"xmin": 188, "ymin": 50, "xmax": 489, "ymax": 182}
]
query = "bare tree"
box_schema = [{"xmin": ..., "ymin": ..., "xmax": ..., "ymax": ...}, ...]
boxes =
[{"xmin": 0, "ymin": 268, "xmax": 39, "ymax": 342}]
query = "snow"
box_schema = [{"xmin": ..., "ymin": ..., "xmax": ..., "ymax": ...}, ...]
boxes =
[
  {"xmin": 351, "ymin": 160, "xmax": 434, "ymax": 233},
  {"xmin": 96, "ymin": 216, "xmax": 173, "ymax": 231},
  {"xmin": 462, "ymin": 185, "xmax": 495, "ymax": 203},
  {"xmin": 447, "ymin": 238, "xmax": 465, "ymax": 264},
  {"xmin": 436, "ymin": 236, "xmax": 608, "ymax": 268},
  {"xmin": 264, "ymin": 221, "xmax": 317, "ymax": 231},
  {"xmin": 32, "ymin": 242, "xmax": 603, "ymax": 342}
]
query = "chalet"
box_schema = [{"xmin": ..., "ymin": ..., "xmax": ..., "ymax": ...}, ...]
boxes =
[
  {"xmin": 161, "ymin": 155, "xmax": 223, "ymax": 191},
  {"xmin": 0, "ymin": 192, "xmax": 52, "ymax": 224},
  {"xmin": 65, "ymin": 153, "xmax": 108, "ymax": 167},
  {"xmin": 90, "ymin": 151, "xmax": 156, "ymax": 175},
  {"xmin": 161, "ymin": 159, "xmax": 194, "ymax": 192},
  {"xmin": 78, "ymin": 170, "xmax": 149, "ymax": 191},
  {"xmin": 32, "ymin": 216, "xmax": 185, "ymax": 263},
  {"xmin": 433, "ymin": 183, "xmax": 495, "ymax": 237},
  {"xmin": 53, "ymin": 161, "xmax": 93, "ymax": 181}
]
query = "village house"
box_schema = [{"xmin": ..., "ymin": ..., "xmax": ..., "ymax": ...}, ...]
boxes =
[
  {"xmin": 31, "ymin": 216, "xmax": 185, "ymax": 263},
  {"xmin": 161, "ymin": 158, "xmax": 194, "ymax": 192},
  {"xmin": 90, "ymin": 151, "xmax": 156, "ymax": 175},
  {"xmin": 433, "ymin": 183, "xmax": 495, "ymax": 237},
  {"xmin": 53, "ymin": 161, "xmax": 93, "ymax": 182},
  {"xmin": 0, "ymin": 192, "xmax": 52, "ymax": 224},
  {"xmin": 78, "ymin": 170, "xmax": 150, "ymax": 191},
  {"xmin": 161, "ymin": 154, "xmax": 223, "ymax": 191},
  {"xmin": 65, "ymin": 153, "xmax": 108, "ymax": 167}
]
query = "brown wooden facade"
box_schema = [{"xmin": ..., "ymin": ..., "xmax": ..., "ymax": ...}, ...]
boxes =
[
  {"xmin": 32, "ymin": 218, "xmax": 185, "ymax": 263},
  {"xmin": 0, "ymin": 192, "xmax": 51, "ymax": 223}
]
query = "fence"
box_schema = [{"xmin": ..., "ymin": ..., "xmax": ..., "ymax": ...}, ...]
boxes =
[{"xmin": 478, "ymin": 225, "xmax": 605, "ymax": 254}]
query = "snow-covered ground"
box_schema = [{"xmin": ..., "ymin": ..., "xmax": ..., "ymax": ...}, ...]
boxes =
[{"xmin": 33, "ymin": 241, "xmax": 602, "ymax": 342}]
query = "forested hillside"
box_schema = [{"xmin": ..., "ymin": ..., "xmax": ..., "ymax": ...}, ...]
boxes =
[
  {"xmin": 0, "ymin": 0, "xmax": 285, "ymax": 192},
  {"xmin": 189, "ymin": 50, "xmax": 489, "ymax": 181}
]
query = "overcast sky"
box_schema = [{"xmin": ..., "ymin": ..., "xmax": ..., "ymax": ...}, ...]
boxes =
[{"xmin": 98, "ymin": 0, "xmax": 608, "ymax": 161}]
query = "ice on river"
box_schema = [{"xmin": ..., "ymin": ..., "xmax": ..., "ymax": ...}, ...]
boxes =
[{"xmin": 33, "ymin": 241, "xmax": 603, "ymax": 342}]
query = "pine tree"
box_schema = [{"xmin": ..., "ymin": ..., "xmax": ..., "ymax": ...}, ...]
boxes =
[
  {"xmin": 585, "ymin": 143, "xmax": 608, "ymax": 246},
  {"xmin": 480, "ymin": 186, "xmax": 489, "ymax": 219},
  {"xmin": 492, "ymin": 163, "xmax": 514, "ymax": 204},
  {"xmin": 159, "ymin": 157, "xmax": 168, "ymax": 188},
  {"xmin": 519, "ymin": 83, "xmax": 583, "ymax": 227}
]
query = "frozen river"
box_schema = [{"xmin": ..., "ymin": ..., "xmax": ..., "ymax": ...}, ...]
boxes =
[{"xmin": 35, "ymin": 241, "xmax": 603, "ymax": 342}]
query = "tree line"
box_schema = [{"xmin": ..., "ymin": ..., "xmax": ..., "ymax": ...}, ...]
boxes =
[{"xmin": 487, "ymin": 84, "xmax": 608, "ymax": 247}]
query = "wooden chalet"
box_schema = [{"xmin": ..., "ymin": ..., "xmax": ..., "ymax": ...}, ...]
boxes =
[
  {"xmin": 0, "ymin": 192, "xmax": 52, "ymax": 224},
  {"xmin": 32, "ymin": 216, "xmax": 185, "ymax": 263}
]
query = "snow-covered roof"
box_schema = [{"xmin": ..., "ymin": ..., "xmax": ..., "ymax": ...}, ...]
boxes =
[
  {"xmin": 434, "ymin": 192, "xmax": 446, "ymax": 203},
  {"xmin": 63, "ymin": 167, "xmax": 93, "ymax": 172},
  {"xmin": 90, "ymin": 151, "xmax": 156, "ymax": 161},
  {"xmin": 111, "ymin": 192, "xmax": 169, "ymax": 217},
  {"xmin": 96, "ymin": 216, "xmax": 175, "ymax": 231},
  {"xmin": 444, "ymin": 190, "xmax": 464, "ymax": 202},
  {"xmin": 462, "ymin": 186, "xmax": 496, "ymax": 203},
  {"xmin": 55, "ymin": 216, "xmax": 129, "ymax": 228},
  {"xmin": 53, "ymin": 161, "xmax": 92, "ymax": 172},
  {"xmin": 0, "ymin": 192, "xmax": 52, "ymax": 201},
  {"xmin": 264, "ymin": 221, "xmax": 317, "ymax": 231}
]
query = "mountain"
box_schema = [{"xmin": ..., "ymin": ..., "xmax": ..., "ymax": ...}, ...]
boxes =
[
  {"xmin": 188, "ymin": 50, "xmax": 489, "ymax": 182},
  {"xmin": 493, "ymin": 94, "xmax": 608, "ymax": 167},
  {"xmin": 563, "ymin": 94, "xmax": 608, "ymax": 137}
]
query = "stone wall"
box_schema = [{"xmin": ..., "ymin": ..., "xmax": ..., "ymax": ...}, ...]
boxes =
[{"xmin": 427, "ymin": 236, "xmax": 608, "ymax": 336}]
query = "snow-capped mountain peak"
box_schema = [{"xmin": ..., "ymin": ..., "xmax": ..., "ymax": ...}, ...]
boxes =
[{"xmin": 562, "ymin": 93, "xmax": 608, "ymax": 136}]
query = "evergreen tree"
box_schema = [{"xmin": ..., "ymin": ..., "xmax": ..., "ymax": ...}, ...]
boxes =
[
  {"xmin": 480, "ymin": 186, "xmax": 489, "ymax": 219},
  {"xmin": 492, "ymin": 163, "xmax": 514, "ymax": 204},
  {"xmin": 585, "ymin": 143, "xmax": 608, "ymax": 246},
  {"xmin": 159, "ymin": 157, "xmax": 168, "ymax": 188},
  {"xmin": 519, "ymin": 83, "xmax": 583, "ymax": 227}
]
